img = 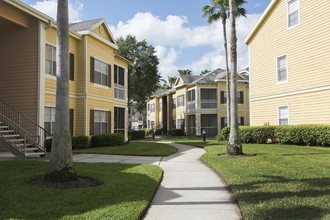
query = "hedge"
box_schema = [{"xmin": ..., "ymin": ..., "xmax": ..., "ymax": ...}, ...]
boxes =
[
  {"xmin": 144, "ymin": 128, "xmax": 153, "ymax": 136},
  {"xmin": 45, "ymin": 136, "xmax": 89, "ymax": 152},
  {"xmin": 154, "ymin": 128, "xmax": 165, "ymax": 135},
  {"xmin": 219, "ymin": 125, "xmax": 330, "ymax": 147},
  {"xmin": 91, "ymin": 133, "xmax": 124, "ymax": 147},
  {"xmin": 128, "ymin": 130, "xmax": 145, "ymax": 140},
  {"xmin": 168, "ymin": 129, "xmax": 185, "ymax": 136}
]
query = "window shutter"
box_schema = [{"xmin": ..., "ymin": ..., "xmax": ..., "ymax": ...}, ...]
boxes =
[
  {"xmin": 69, "ymin": 53, "xmax": 74, "ymax": 81},
  {"xmin": 90, "ymin": 57, "xmax": 94, "ymax": 83},
  {"xmin": 239, "ymin": 91, "xmax": 244, "ymax": 104},
  {"xmin": 69, "ymin": 109, "xmax": 74, "ymax": 136},
  {"xmin": 114, "ymin": 65, "xmax": 118, "ymax": 84},
  {"xmin": 90, "ymin": 110, "xmax": 94, "ymax": 135},
  {"xmin": 220, "ymin": 91, "xmax": 225, "ymax": 104},
  {"xmin": 108, "ymin": 111, "xmax": 112, "ymax": 133},
  {"xmin": 108, "ymin": 64, "xmax": 111, "ymax": 87}
]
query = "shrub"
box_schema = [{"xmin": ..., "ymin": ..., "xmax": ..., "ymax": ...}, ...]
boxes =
[
  {"xmin": 219, "ymin": 124, "xmax": 330, "ymax": 147},
  {"xmin": 45, "ymin": 136, "xmax": 89, "ymax": 152},
  {"xmin": 129, "ymin": 130, "xmax": 145, "ymax": 140},
  {"xmin": 91, "ymin": 133, "xmax": 124, "ymax": 147},
  {"xmin": 72, "ymin": 136, "xmax": 89, "ymax": 149},
  {"xmin": 168, "ymin": 129, "xmax": 185, "ymax": 136},
  {"xmin": 144, "ymin": 128, "xmax": 153, "ymax": 136},
  {"xmin": 154, "ymin": 128, "xmax": 165, "ymax": 135}
]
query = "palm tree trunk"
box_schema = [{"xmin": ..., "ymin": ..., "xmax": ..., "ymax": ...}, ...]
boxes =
[
  {"xmin": 221, "ymin": 10, "xmax": 231, "ymax": 127},
  {"xmin": 227, "ymin": 0, "xmax": 243, "ymax": 155},
  {"xmin": 45, "ymin": 0, "xmax": 77, "ymax": 182}
]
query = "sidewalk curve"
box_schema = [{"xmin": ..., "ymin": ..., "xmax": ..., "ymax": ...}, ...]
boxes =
[{"xmin": 143, "ymin": 143, "xmax": 242, "ymax": 220}]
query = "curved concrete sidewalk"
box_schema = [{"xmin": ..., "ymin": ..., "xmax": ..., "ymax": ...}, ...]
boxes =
[{"xmin": 143, "ymin": 143, "xmax": 241, "ymax": 220}]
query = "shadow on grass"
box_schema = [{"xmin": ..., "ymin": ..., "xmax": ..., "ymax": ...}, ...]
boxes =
[
  {"xmin": 0, "ymin": 161, "xmax": 161, "ymax": 220},
  {"xmin": 231, "ymin": 175, "xmax": 330, "ymax": 219}
]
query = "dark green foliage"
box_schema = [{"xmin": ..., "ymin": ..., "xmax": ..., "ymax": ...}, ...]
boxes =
[
  {"xmin": 128, "ymin": 130, "xmax": 145, "ymax": 140},
  {"xmin": 45, "ymin": 136, "xmax": 89, "ymax": 152},
  {"xmin": 219, "ymin": 126, "xmax": 230, "ymax": 141},
  {"xmin": 168, "ymin": 129, "xmax": 185, "ymax": 136},
  {"xmin": 219, "ymin": 125, "xmax": 330, "ymax": 146},
  {"xmin": 91, "ymin": 133, "xmax": 124, "ymax": 147},
  {"xmin": 72, "ymin": 136, "xmax": 89, "ymax": 149},
  {"xmin": 154, "ymin": 128, "xmax": 165, "ymax": 135},
  {"xmin": 116, "ymin": 35, "xmax": 160, "ymax": 112}
]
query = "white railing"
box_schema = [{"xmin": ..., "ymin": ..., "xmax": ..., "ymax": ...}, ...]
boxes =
[
  {"xmin": 188, "ymin": 101, "xmax": 196, "ymax": 110},
  {"xmin": 201, "ymin": 99, "xmax": 217, "ymax": 109}
]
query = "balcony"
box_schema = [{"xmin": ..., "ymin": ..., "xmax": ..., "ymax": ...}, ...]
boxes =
[
  {"xmin": 188, "ymin": 101, "xmax": 196, "ymax": 111},
  {"xmin": 201, "ymin": 99, "xmax": 217, "ymax": 109}
]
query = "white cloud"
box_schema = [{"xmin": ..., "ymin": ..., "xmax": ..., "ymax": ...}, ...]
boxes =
[
  {"xmin": 111, "ymin": 12, "xmax": 261, "ymax": 78},
  {"xmin": 30, "ymin": 0, "xmax": 84, "ymax": 23}
]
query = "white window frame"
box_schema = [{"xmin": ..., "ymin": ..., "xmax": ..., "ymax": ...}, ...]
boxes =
[
  {"xmin": 276, "ymin": 54, "xmax": 288, "ymax": 84},
  {"xmin": 150, "ymin": 104, "xmax": 155, "ymax": 113},
  {"xmin": 278, "ymin": 105, "xmax": 289, "ymax": 125},
  {"xmin": 114, "ymin": 65, "xmax": 126, "ymax": 100},
  {"xmin": 94, "ymin": 110, "xmax": 108, "ymax": 134},
  {"xmin": 94, "ymin": 58, "xmax": 109, "ymax": 86},
  {"xmin": 287, "ymin": 0, "xmax": 300, "ymax": 29},
  {"xmin": 44, "ymin": 106, "xmax": 56, "ymax": 136},
  {"xmin": 45, "ymin": 44, "xmax": 56, "ymax": 76},
  {"xmin": 177, "ymin": 95, "xmax": 185, "ymax": 108}
]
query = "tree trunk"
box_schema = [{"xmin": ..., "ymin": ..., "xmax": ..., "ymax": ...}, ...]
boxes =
[
  {"xmin": 45, "ymin": 0, "xmax": 77, "ymax": 182},
  {"xmin": 227, "ymin": 0, "xmax": 243, "ymax": 155},
  {"xmin": 221, "ymin": 10, "xmax": 231, "ymax": 126}
]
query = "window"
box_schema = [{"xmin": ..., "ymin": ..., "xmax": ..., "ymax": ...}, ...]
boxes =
[
  {"xmin": 201, "ymin": 114, "xmax": 217, "ymax": 137},
  {"xmin": 177, "ymin": 95, "xmax": 184, "ymax": 107},
  {"xmin": 221, "ymin": 117, "xmax": 228, "ymax": 129},
  {"xmin": 150, "ymin": 104, "xmax": 155, "ymax": 113},
  {"xmin": 114, "ymin": 65, "xmax": 125, "ymax": 99},
  {"xmin": 44, "ymin": 107, "xmax": 55, "ymax": 135},
  {"xmin": 172, "ymin": 99, "xmax": 176, "ymax": 109},
  {"xmin": 238, "ymin": 117, "xmax": 244, "ymax": 126},
  {"xmin": 93, "ymin": 110, "xmax": 109, "ymax": 135},
  {"xmin": 201, "ymin": 89, "xmax": 217, "ymax": 109},
  {"xmin": 288, "ymin": 0, "xmax": 299, "ymax": 28},
  {"xmin": 220, "ymin": 91, "xmax": 227, "ymax": 104},
  {"xmin": 44, "ymin": 107, "xmax": 74, "ymax": 136},
  {"xmin": 187, "ymin": 89, "xmax": 196, "ymax": 110},
  {"xmin": 90, "ymin": 57, "xmax": 110, "ymax": 87},
  {"xmin": 159, "ymin": 102, "xmax": 162, "ymax": 112},
  {"xmin": 237, "ymin": 91, "xmax": 244, "ymax": 104},
  {"xmin": 277, "ymin": 55, "xmax": 288, "ymax": 82},
  {"xmin": 278, "ymin": 106, "xmax": 289, "ymax": 125},
  {"xmin": 114, "ymin": 107, "xmax": 125, "ymax": 134},
  {"xmin": 177, "ymin": 119, "xmax": 185, "ymax": 129},
  {"xmin": 46, "ymin": 44, "xmax": 56, "ymax": 76}
]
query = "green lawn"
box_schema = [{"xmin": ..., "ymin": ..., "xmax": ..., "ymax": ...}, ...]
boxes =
[
  {"xmin": 0, "ymin": 161, "xmax": 162, "ymax": 220},
  {"xmin": 201, "ymin": 143, "xmax": 330, "ymax": 220},
  {"xmin": 155, "ymin": 135, "xmax": 221, "ymax": 148},
  {"xmin": 74, "ymin": 141, "xmax": 177, "ymax": 156}
]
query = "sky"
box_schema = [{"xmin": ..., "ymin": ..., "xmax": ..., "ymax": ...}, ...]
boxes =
[{"xmin": 22, "ymin": 0, "xmax": 271, "ymax": 80}]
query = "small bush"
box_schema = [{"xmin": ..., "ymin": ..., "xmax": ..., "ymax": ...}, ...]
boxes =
[
  {"xmin": 220, "ymin": 127, "xmax": 230, "ymax": 141},
  {"xmin": 154, "ymin": 129, "xmax": 165, "ymax": 135},
  {"xmin": 45, "ymin": 136, "xmax": 89, "ymax": 152},
  {"xmin": 91, "ymin": 133, "xmax": 124, "ymax": 147},
  {"xmin": 129, "ymin": 130, "xmax": 145, "ymax": 140},
  {"xmin": 144, "ymin": 128, "xmax": 153, "ymax": 136},
  {"xmin": 168, "ymin": 129, "xmax": 185, "ymax": 136},
  {"xmin": 72, "ymin": 136, "xmax": 89, "ymax": 149}
]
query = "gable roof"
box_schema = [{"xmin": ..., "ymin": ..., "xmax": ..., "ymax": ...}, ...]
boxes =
[
  {"xmin": 245, "ymin": 0, "xmax": 278, "ymax": 44},
  {"xmin": 69, "ymin": 18, "xmax": 104, "ymax": 32},
  {"xmin": 214, "ymin": 68, "xmax": 249, "ymax": 82}
]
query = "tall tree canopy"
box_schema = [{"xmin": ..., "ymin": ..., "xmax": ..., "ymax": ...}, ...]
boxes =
[
  {"xmin": 116, "ymin": 35, "xmax": 160, "ymax": 112},
  {"xmin": 178, "ymin": 69, "xmax": 192, "ymax": 76},
  {"xmin": 202, "ymin": 0, "xmax": 246, "ymax": 125}
]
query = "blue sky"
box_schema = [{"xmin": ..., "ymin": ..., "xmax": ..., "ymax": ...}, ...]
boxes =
[{"xmin": 22, "ymin": 0, "xmax": 271, "ymax": 79}]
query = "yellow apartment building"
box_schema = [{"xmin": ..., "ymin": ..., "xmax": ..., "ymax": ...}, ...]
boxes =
[
  {"xmin": 147, "ymin": 68, "xmax": 249, "ymax": 136},
  {"xmin": 245, "ymin": 0, "xmax": 330, "ymax": 125},
  {"xmin": 0, "ymin": 0, "xmax": 129, "ymax": 158}
]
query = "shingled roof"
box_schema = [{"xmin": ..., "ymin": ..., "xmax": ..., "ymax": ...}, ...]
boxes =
[
  {"xmin": 69, "ymin": 18, "xmax": 103, "ymax": 32},
  {"xmin": 179, "ymin": 75, "xmax": 202, "ymax": 84}
]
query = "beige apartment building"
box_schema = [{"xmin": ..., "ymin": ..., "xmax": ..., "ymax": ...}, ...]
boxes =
[
  {"xmin": 246, "ymin": 0, "xmax": 330, "ymax": 125},
  {"xmin": 147, "ymin": 68, "xmax": 249, "ymax": 136}
]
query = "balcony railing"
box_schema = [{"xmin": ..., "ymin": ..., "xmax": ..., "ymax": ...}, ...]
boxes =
[
  {"xmin": 188, "ymin": 101, "xmax": 196, "ymax": 111},
  {"xmin": 201, "ymin": 99, "xmax": 217, "ymax": 109}
]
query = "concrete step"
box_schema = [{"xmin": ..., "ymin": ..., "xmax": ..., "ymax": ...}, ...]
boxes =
[
  {"xmin": 8, "ymin": 138, "xmax": 25, "ymax": 143},
  {"xmin": 0, "ymin": 130, "xmax": 14, "ymax": 134},
  {"xmin": 25, "ymin": 152, "xmax": 46, "ymax": 158},
  {"xmin": 0, "ymin": 125, "xmax": 9, "ymax": 129},
  {"xmin": 2, "ymin": 134, "xmax": 20, "ymax": 138}
]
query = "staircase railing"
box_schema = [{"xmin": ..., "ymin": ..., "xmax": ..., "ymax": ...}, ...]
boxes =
[{"xmin": 0, "ymin": 99, "xmax": 51, "ymax": 153}]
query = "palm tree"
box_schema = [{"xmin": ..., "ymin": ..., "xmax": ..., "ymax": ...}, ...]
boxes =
[
  {"xmin": 227, "ymin": 0, "xmax": 243, "ymax": 155},
  {"xmin": 45, "ymin": 0, "xmax": 77, "ymax": 181},
  {"xmin": 178, "ymin": 69, "xmax": 192, "ymax": 76},
  {"xmin": 201, "ymin": 69, "xmax": 210, "ymax": 75},
  {"xmin": 202, "ymin": 0, "xmax": 246, "ymax": 126},
  {"xmin": 168, "ymin": 76, "xmax": 177, "ymax": 87}
]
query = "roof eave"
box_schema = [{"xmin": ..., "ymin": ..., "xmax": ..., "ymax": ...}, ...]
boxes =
[{"xmin": 245, "ymin": 0, "xmax": 278, "ymax": 44}]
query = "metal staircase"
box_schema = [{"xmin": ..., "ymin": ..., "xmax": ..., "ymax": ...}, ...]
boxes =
[{"xmin": 0, "ymin": 99, "xmax": 50, "ymax": 159}]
